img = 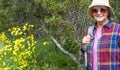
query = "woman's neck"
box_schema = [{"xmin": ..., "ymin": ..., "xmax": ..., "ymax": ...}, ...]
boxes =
[{"xmin": 96, "ymin": 19, "xmax": 109, "ymax": 28}]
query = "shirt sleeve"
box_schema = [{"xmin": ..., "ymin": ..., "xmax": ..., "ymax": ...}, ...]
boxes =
[
  {"xmin": 118, "ymin": 25, "xmax": 120, "ymax": 47},
  {"xmin": 118, "ymin": 38, "xmax": 120, "ymax": 47}
]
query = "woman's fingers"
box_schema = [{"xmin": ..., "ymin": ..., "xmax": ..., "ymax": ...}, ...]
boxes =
[{"xmin": 82, "ymin": 35, "xmax": 91, "ymax": 44}]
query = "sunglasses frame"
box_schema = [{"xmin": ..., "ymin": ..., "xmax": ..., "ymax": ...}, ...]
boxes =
[{"xmin": 91, "ymin": 6, "xmax": 109, "ymax": 15}]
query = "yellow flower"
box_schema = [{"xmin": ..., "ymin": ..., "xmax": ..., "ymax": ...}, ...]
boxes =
[
  {"xmin": 0, "ymin": 23, "xmax": 37, "ymax": 69},
  {"xmin": 14, "ymin": 57, "xmax": 17, "ymax": 62},
  {"xmin": 3, "ymin": 62, "xmax": 6, "ymax": 66},
  {"xmin": 23, "ymin": 25, "xmax": 27, "ymax": 31},
  {"xmin": 43, "ymin": 42, "xmax": 47, "ymax": 46},
  {"xmin": 4, "ymin": 52, "xmax": 7, "ymax": 55},
  {"xmin": 0, "ymin": 32, "xmax": 7, "ymax": 42},
  {"xmin": 0, "ymin": 57, "xmax": 2, "ymax": 60},
  {"xmin": 23, "ymin": 23, "xmax": 28, "ymax": 31},
  {"xmin": 13, "ymin": 51, "xmax": 17, "ymax": 55},
  {"xmin": 2, "ymin": 67, "xmax": 10, "ymax": 70},
  {"xmin": 29, "ymin": 25, "xmax": 34, "ymax": 27}
]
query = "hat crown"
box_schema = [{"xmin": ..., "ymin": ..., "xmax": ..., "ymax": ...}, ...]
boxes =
[
  {"xmin": 92, "ymin": 0, "xmax": 109, "ymax": 4},
  {"xmin": 89, "ymin": 0, "xmax": 110, "ymax": 8}
]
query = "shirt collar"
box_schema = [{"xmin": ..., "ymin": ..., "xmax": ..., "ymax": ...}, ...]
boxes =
[
  {"xmin": 94, "ymin": 19, "xmax": 112, "ymax": 29},
  {"xmin": 104, "ymin": 20, "xmax": 112, "ymax": 28}
]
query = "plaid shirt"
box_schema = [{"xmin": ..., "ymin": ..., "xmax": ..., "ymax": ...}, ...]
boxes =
[{"xmin": 87, "ymin": 20, "xmax": 120, "ymax": 70}]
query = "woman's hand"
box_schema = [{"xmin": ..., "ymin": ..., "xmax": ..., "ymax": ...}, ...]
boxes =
[{"xmin": 82, "ymin": 35, "xmax": 91, "ymax": 44}]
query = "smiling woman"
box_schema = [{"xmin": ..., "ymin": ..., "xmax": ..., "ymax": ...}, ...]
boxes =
[{"xmin": 81, "ymin": 0, "xmax": 120, "ymax": 70}]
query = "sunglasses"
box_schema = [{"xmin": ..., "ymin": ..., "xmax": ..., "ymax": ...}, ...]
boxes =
[{"xmin": 92, "ymin": 7, "xmax": 108, "ymax": 15}]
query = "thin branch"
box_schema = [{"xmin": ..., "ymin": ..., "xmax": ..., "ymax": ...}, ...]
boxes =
[{"xmin": 50, "ymin": 36, "xmax": 81, "ymax": 66}]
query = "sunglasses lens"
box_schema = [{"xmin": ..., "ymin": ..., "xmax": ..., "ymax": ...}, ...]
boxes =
[
  {"xmin": 92, "ymin": 9, "xmax": 98, "ymax": 14},
  {"xmin": 92, "ymin": 7, "xmax": 107, "ymax": 14},
  {"xmin": 101, "ymin": 8, "xmax": 107, "ymax": 14}
]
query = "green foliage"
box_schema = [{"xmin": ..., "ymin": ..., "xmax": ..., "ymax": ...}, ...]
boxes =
[
  {"xmin": 0, "ymin": 0, "xmax": 15, "ymax": 31},
  {"xmin": 110, "ymin": 0, "xmax": 120, "ymax": 23},
  {"xmin": 41, "ymin": 0, "xmax": 66, "ymax": 14},
  {"xmin": 34, "ymin": 0, "xmax": 41, "ymax": 5},
  {"xmin": 79, "ymin": 0, "xmax": 90, "ymax": 11},
  {"xmin": 35, "ymin": 39, "xmax": 78, "ymax": 70}
]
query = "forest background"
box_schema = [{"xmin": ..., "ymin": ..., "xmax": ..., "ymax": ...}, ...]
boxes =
[{"xmin": 0, "ymin": 0, "xmax": 120, "ymax": 70}]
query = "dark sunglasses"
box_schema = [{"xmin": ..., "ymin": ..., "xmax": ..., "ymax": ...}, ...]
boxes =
[{"xmin": 92, "ymin": 7, "xmax": 108, "ymax": 14}]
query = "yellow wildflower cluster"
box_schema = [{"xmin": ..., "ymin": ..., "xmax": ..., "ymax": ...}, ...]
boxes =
[
  {"xmin": 9, "ymin": 27, "xmax": 23, "ymax": 36},
  {"xmin": 8, "ymin": 23, "xmax": 34, "ymax": 36},
  {"xmin": 23, "ymin": 23, "xmax": 34, "ymax": 31},
  {"xmin": 0, "ymin": 67, "xmax": 10, "ymax": 70},
  {"xmin": 0, "ymin": 23, "xmax": 36, "ymax": 69},
  {"xmin": 13, "ymin": 37, "xmax": 25, "ymax": 55},
  {"xmin": 0, "ymin": 32, "xmax": 10, "ymax": 44}
]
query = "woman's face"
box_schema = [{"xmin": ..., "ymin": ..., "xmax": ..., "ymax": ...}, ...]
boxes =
[{"xmin": 91, "ymin": 6, "xmax": 109, "ymax": 22}]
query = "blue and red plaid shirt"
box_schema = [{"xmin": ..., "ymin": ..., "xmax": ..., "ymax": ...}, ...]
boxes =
[{"xmin": 86, "ymin": 20, "xmax": 120, "ymax": 70}]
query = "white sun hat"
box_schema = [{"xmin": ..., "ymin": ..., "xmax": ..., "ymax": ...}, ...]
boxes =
[{"xmin": 88, "ymin": 0, "xmax": 114, "ymax": 18}]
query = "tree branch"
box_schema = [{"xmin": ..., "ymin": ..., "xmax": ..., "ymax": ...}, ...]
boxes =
[{"xmin": 50, "ymin": 36, "xmax": 82, "ymax": 67}]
